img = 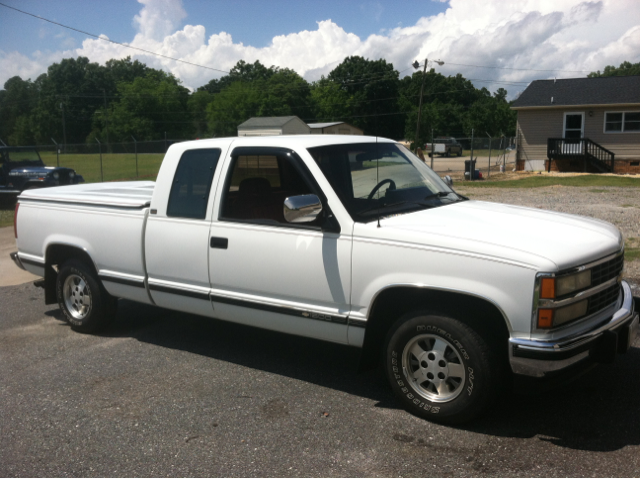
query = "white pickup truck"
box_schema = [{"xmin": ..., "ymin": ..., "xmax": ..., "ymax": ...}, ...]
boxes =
[{"xmin": 10, "ymin": 135, "xmax": 638, "ymax": 424}]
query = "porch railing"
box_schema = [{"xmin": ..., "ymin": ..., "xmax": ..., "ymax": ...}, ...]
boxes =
[{"xmin": 547, "ymin": 138, "xmax": 615, "ymax": 172}]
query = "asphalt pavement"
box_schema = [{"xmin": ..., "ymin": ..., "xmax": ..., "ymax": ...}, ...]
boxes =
[
  {"xmin": 2, "ymin": 280, "xmax": 640, "ymax": 477},
  {"xmin": 0, "ymin": 226, "xmax": 39, "ymax": 287}
]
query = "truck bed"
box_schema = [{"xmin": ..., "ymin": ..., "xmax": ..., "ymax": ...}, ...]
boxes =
[
  {"xmin": 18, "ymin": 181, "xmax": 155, "ymax": 208},
  {"xmin": 15, "ymin": 181, "xmax": 156, "ymax": 305}
]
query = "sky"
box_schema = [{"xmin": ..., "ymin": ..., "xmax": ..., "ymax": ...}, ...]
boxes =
[{"xmin": 0, "ymin": 0, "xmax": 639, "ymax": 99}]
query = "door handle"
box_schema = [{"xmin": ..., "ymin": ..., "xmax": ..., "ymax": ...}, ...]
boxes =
[{"xmin": 210, "ymin": 237, "xmax": 228, "ymax": 249}]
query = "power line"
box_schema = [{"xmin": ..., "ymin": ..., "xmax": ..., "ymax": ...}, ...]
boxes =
[
  {"xmin": 0, "ymin": 2, "xmax": 230, "ymax": 75},
  {"xmin": 444, "ymin": 62, "xmax": 592, "ymax": 74}
]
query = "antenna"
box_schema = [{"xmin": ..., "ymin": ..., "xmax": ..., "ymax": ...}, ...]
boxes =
[{"xmin": 376, "ymin": 136, "xmax": 381, "ymax": 228}]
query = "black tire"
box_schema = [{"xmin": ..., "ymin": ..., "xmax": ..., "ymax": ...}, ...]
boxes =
[
  {"xmin": 444, "ymin": 150, "xmax": 450, "ymax": 157},
  {"xmin": 56, "ymin": 259, "xmax": 117, "ymax": 333},
  {"xmin": 457, "ymin": 150, "xmax": 462, "ymax": 157},
  {"xmin": 384, "ymin": 312, "xmax": 501, "ymax": 424}
]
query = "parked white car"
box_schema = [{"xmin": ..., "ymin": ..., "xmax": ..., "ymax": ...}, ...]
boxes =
[{"xmin": 10, "ymin": 135, "xmax": 638, "ymax": 423}]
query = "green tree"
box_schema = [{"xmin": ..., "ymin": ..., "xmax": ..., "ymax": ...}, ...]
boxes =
[
  {"xmin": 310, "ymin": 78, "xmax": 352, "ymax": 122},
  {"xmin": 259, "ymin": 68, "xmax": 311, "ymax": 118},
  {"xmin": 198, "ymin": 60, "xmax": 274, "ymax": 93},
  {"xmin": 325, "ymin": 56, "xmax": 401, "ymax": 138},
  {"xmin": 588, "ymin": 61, "xmax": 640, "ymax": 77},
  {"xmin": 188, "ymin": 90, "xmax": 214, "ymax": 138},
  {"xmin": 0, "ymin": 76, "xmax": 38, "ymax": 145},
  {"xmin": 206, "ymin": 81, "xmax": 263, "ymax": 137},
  {"xmin": 91, "ymin": 71, "xmax": 191, "ymax": 142},
  {"xmin": 203, "ymin": 61, "xmax": 312, "ymax": 137}
]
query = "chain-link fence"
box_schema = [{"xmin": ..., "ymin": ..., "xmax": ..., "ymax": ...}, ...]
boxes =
[
  {"xmin": 24, "ymin": 139, "xmax": 186, "ymax": 183},
  {"xmin": 10, "ymin": 135, "xmax": 518, "ymax": 184},
  {"xmin": 421, "ymin": 136, "xmax": 517, "ymax": 178}
]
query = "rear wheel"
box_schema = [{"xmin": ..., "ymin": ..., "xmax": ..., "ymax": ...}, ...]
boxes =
[
  {"xmin": 384, "ymin": 312, "xmax": 501, "ymax": 424},
  {"xmin": 56, "ymin": 259, "xmax": 117, "ymax": 333}
]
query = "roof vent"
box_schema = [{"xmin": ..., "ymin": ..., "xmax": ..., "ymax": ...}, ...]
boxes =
[{"xmin": 551, "ymin": 96, "xmax": 554, "ymax": 103}]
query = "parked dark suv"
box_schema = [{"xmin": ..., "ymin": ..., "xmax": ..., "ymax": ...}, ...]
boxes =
[{"xmin": 0, "ymin": 147, "xmax": 84, "ymax": 201}]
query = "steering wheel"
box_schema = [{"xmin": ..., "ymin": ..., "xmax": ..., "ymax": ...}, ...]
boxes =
[{"xmin": 367, "ymin": 179, "xmax": 396, "ymax": 200}]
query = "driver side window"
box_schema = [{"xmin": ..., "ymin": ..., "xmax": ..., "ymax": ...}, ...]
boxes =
[{"xmin": 220, "ymin": 148, "xmax": 319, "ymax": 227}]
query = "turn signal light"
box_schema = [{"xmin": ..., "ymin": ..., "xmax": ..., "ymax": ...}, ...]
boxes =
[
  {"xmin": 540, "ymin": 278, "xmax": 555, "ymax": 299},
  {"xmin": 538, "ymin": 309, "xmax": 554, "ymax": 329}
]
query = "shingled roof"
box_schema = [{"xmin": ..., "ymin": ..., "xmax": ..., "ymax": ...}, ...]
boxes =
[
  {"xmin": 238, "ymin": 116, "xmax": 301, "ymax": 128},
  {"xmin": 511, "ymin": 76, "xmax": 640, "ymax": 109}
]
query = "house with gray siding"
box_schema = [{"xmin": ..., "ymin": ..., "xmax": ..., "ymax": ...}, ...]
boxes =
[{"xmin": 511, "ymin": 76, "xmax": 640, "ymax": 173}]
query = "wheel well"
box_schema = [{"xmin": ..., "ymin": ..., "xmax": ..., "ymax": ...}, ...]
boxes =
[
  {"xmin": 43, "ymin": 244, "xmax": 97, "ymax": 305},
  {"xmin": 357, "ymin": 286, "xmax": 510, "ymax": 372}
]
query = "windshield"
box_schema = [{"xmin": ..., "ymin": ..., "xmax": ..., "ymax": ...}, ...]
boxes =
[
  {"xmin": 307, "ymin": 142, "xmax": 463, "ymax": 222},
  {"xmin": 2, "ymin": 149, "xmax": 42, "ymax": 164}
]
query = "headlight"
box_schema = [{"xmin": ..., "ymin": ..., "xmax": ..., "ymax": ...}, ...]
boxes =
[
  {"xmin": 52, "ymin": 172, "xmax": 60, "ymax": 180},
  {"xmin": 540, "ymin": 270, "xmax": 591, "ymax": 299},
  {"xmin": 538, "ymin": 300, "xmax": 589, "ymax": 329},
  {"xmin": 556, "ymin": 270, "xmax": 591, "ymax": 296}
]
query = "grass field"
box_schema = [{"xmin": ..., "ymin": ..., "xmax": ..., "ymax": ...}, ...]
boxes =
[
  {"xmin": 0, "ymin": 209, "xmax": 13, "ymax": 228},
  {"xmin": 460, "ymin": 175, "xmax": 640, "ymax": 188},
  {"xmin": 40, "ymin": 152, "xmax": 165, "ymax": 183},
  {"xmin": 626, "ymin": 238, "xmax": 640, "ymax": 262}
]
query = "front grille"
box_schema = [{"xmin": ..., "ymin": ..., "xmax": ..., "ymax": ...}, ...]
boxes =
[
  {"xmin": 58, "ymin": 170, "xmax": 71, "ymax": 185},
  {"xmin": 591, "ymin": 254, "xmax": 624, "ymax": 287},
  {"xmin": 586, "ymin": 283, "xmax": 621, "ymax": 316}
]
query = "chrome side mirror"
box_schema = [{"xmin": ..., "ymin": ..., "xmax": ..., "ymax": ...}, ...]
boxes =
[
  {"xmin": 284, "ymin": 194, "xmax": 323, "ymax": 223},
  {"xmin": 443, "ymin": 175, "xmax": 453, "ymax": 187}
]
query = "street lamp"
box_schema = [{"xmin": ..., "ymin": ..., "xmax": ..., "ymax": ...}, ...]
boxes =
[{"xmin": 413, "ymin": 58, "xmax": 444, "ymax": 152}]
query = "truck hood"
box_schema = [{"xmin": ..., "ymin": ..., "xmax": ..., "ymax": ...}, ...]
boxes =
[
  {"xmin": 373, "ymin": 200, "xmax": 622, "ymax": 271},
  {"xmin": 9, "ymin": 166, "xmax": 71, "ymax": 175}
]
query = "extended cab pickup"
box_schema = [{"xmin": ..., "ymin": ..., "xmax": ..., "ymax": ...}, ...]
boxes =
[
  {"xmin": 425, "ymin": 137, "xmax": 463, "ymax": 157},
  {"xmin": 10, "ymin": 135, "xmax": 638, "ymax": 424}
]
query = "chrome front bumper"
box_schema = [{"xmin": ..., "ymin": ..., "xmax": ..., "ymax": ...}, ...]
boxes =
[
  {"xmin": 510, "ymin": 281, "xmax": 638, "ymax": 378},
  {"xmin": 10, "ymin": 252, "xmax": 26, "ymax": 271}
]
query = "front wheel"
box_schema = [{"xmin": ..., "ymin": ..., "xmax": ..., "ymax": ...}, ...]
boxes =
[
  {"xmin": 56, "ymin": 259, "xmax": 117, "ymax": 333},
  {"xmin": 384, "ymin": 312, "xmax": 501, "ymax": 424}
]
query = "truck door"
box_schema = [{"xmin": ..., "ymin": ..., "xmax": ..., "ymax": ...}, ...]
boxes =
[
  {"xmin": 145, "ymin": 147, "xmax": 223, "ymax": 316},
  {"xmin": 207, "ymin": 146, "xmax": 352, "ymax": 344}
]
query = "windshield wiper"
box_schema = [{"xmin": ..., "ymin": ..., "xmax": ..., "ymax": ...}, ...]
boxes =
[
  {"xmin": 359, "ymin": 201, "xmax": 409, "ymax": 215},
  {"xmin": 423, "ymin": 191, "xmax": 467, "ymax": 202}
]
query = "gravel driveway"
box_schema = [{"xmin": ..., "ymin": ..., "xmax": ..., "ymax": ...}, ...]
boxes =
[{"xmin": 456, "ymin": 185, "xmax": 640, "ymax": 293}]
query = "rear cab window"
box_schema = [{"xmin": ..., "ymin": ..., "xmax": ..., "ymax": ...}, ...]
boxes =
[{"xmin": 166, "ymin": 148, "xmax": 221, "ymax": 219}]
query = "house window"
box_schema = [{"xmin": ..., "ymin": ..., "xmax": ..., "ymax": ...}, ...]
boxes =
[{"xmin": 604, "ymin": 112, "xmax": 640, "ymax": 133}]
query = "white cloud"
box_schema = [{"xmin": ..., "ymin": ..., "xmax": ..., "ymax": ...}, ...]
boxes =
[
  {"xmin": 1, "ymin": 0, "xmax": 639, "ymax": 99},
  {"xmin": 133, "ymin": 0, "xmax": 187, "ymax": 41}
]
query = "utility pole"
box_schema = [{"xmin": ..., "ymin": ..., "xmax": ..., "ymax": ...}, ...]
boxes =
[
  {"xmin": 413, "ymin": 58, "xmax": 428, "ymax": 153},
  {"xmin": 412, "ymin": 58, "xmax": 444, "ymax": 153}
]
